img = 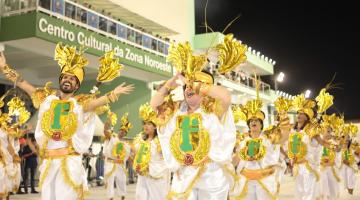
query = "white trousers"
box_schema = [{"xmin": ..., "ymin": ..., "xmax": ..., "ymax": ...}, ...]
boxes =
[
  {"xmin": 246, "ymin": 180, "xmax": 275, "ymax": 200},
  {"xmin": 320, "ymin": 166, "xmax": 340, "ymax": 200},
  {"xmin": 136, "ymin": 174, "xmax": 169, "ymax": 200},
  {"xmin": 106, "ymin": 164, "xmax": 127, "ymax": 198},
  {"xmin": 172, "ymin": 162, "xmax": 230, "ymax": 200},
  {"xmin": 294, "ymin": 164, "xmax": 320, "ymax": 200},
  {"xmin": 40, "ymin": 156, "xmax": 86, "ymax": 200},
  {"xmin": 341, "ymin": 165, "xmax": 356, "ymax": 190},
  {"xmin": 0, "ymin": 164, "xmax": 7, "ymax": 197}
]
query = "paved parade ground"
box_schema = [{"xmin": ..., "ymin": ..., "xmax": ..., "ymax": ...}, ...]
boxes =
[{"xmin": 10, "ymin": 174, "xmax": 360, "ymax": 200}]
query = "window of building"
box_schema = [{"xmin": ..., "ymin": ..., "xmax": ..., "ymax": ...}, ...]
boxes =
[
  {"xmin": 64, "ymin": 2, "xmax": 75, "ymax": 19},
  {"xmin": 52, "ymin": 0, "xmax": 64, "ymax": 15},
  {"xmin": 76, "ymin": 7, "xmax": 87, "ymax": 23}
]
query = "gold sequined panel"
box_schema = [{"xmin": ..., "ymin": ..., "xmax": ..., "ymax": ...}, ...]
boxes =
[
  {"xmin": 170, "ymin": 113, "xmax": 210, "ymax": 166},
  {"xmin": 41, "ymin": 100, "xmax": 77, "ymax": 141}
]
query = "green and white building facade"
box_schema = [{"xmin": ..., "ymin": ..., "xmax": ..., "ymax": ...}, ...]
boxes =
[{"xmin": 0, "ymin": 0, "xmax": 294, "ymax": 141}]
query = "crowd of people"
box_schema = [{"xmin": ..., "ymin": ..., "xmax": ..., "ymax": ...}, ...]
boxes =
[{"xmin": 0, "ymin": 34, "xmax": 359, "ymax": 200}]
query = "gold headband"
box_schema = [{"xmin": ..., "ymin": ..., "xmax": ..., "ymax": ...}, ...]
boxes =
[{"xmin": 194, "ymin": 72, "xmax": 213, "ymax": 84}]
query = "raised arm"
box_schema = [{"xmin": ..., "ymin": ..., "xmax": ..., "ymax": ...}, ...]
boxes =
[
  {"xmin": 84, "ymin": 82, "xmax": 134, "ymax": 112},
  {"xmin": 0, "ymin": 52, "xmax": 36, "ymax": 96},
  {"xmin": 205, "ymin": 84, "xmax": 231, "ymax": 113},
  {"xmin": 150, "ymin": 73, "xmax": 182, "ymax": 110}
]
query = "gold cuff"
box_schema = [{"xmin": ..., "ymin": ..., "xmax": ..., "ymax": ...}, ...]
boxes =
[
  {"xmin": 2, "ymin": 64, "xmax": 19, "ymax": 83},
  {"xmin": 106, "ymin": 90, "xmax": 119, "ymax": 103}
]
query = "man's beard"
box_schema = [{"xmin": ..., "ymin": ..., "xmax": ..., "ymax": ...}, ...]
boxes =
[{"xmin": 60, "ymin": 82, "xmax": 76, "ymax": 94}]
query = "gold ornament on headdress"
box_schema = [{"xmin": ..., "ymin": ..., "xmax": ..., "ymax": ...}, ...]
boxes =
[
  {"xmin": 292, "ymin": 94, "xmax": 316, "ymax": 119},
  {"xmin": 54, "ymin": 43, "xmax": 88, "ymax": 83},
  {"xmin": 343, "ymin": 123, "xmax": 359, "ymax": 138},
  {"xmin": 6, "ymin": 97, "xmax": 31, "ymax": 126},
  {"xmin": 139, "ymin": 103, "xmax": 157, "ymax": 123},
  {"xmin": 215, "ymin": 34, "xmax": 247, "ymax": 74},
  {"xmin": 274, "ymin": 97, "xmax": 293, "ymax": 118},
  {"xmin": 233, "ymin": 75, "xmax": 265, "ymax": 122},
  {"xmin": 119, "ymin": 113, "xmax": 132, "ymax": 133},
  {"xmin": 321, "ymin": 114, "xmax": 344, "ymax": 137},
  {"xmin": 107, "ymin": 111, "xmax": 118, "ymax": 127},
  {"xmin": 167, "ymin": 42, "xmax": 207, "ymax": 81},
  {"xmin": 232, "ymin": 104, "xmax": 247, "ymax": 124},
  {"xmin": 0, "ymin": 96, "xmax": 31, "ymax": 137},
  {"xmin": 315, "ymin": 88, "xmax": 334, "ymax": 114},
  {"xmin": 97, "ymin": 50, "xmax": 123, "ymax": 83}
]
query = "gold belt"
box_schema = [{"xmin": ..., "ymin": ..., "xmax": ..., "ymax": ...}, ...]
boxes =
[
  {"xmin": 294, "ymin": 158, "xmax": 308, "ymax": 164},
  {"xmin": 240, "ymin": 166, "xmax": 276, "ymax": 180},
  {"xmin": 321, "ymin": 159, "xmax": 335, "ymax": 167},
  {"xmin": 107, "ymin": 158, "xmax": 124, "ymax": 164},
  {"xmin": 44, "ymin": 148, "xmax": 79, "ymax": 159}
]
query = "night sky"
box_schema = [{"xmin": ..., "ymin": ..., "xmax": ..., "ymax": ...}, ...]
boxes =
[{"xmin": 195, "ymin": 0, "xmax": 360, "ymax": 120}]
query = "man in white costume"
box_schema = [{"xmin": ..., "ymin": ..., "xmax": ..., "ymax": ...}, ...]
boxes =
[
  {"xmin": 149, "ymin": 36, "xmax": 247, "ymax": 199},
  {"xmin": 103, "ymin": 112, "xmax": 131, "ymax": 200},
  {"xmin": 0, "ymin": 45, "xmax": 134, "ymax": 200}
]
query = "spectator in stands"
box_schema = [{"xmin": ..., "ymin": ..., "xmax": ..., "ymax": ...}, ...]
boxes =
[{"xmin": 21, "ymin": 134, "xmax": 39, "ymax": 194}]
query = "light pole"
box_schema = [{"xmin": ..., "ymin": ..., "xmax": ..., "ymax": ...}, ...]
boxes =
[
  {"xmin": 305, "ymin": 89, "xmax": 311, "ymax": 98},
  {"xmin": 274, "ymin": 72, "xmax": 285, "ymax": 91}
]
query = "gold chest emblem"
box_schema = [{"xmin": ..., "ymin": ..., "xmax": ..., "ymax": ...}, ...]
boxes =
[
  {"xmin": 41, "ymin": 100, "xmax": 77, "ymax": 141},
  {"xmin": 170, "ymin": 113, "xmax": 210, "ymax": 166}
]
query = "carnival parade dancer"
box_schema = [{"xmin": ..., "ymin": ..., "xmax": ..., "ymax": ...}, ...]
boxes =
[
  {"xmin": 0, "ymin": 93, "xmax": 32, "ymax": 200},
  {"xmin": 103, "ymin": 112, "xmax": 132, "ymax": 200},
  {"xmin": 149, "ymin": 34, "xmax": 246, "ymax": 200},
  {"xmin": 287, "ymin": 88, "xmax": 336, "ymax": 200},
  {"xmin": 318, "ymin": 114, "xmax": 343, "ymax": 200},
  {"xmin": 340, "ymin": 124, "xmax": 359, "ymax": 195},
  {"xmin": 230, "ymin": 95, "xmax": 291, "ymax": 200},
  {"xmin": 0, "ymin": 45, "xmax": 134, "ymax": 200},
  {"xmin": 132, "ymin": 104, "xmax": 170, "ymax": 200}
]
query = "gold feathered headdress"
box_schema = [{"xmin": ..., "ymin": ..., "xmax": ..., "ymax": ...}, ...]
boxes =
[
  {"xmin": 215, "ymin": 34, "xmax": 247, "ymax": 74},
  {"xmin": 55, "ymin": 43, "xmax": 88, "ymax": 84},
  {"xmin": 240, "ymin": 99, "xmax": 265, "ymax": 121},
  {"xmin": 6, "ymin": 97, "xmax": 31, "ymax": 126},
  {"xmin": 315, "ymin": 88, "xmax": 334, "ymax": 114},
  {"xmin": 321, "ymin": 114, "xmax": 344, "ymax": 136},
  {"xmin": 107, "ymin": 111, "xmax": 118, "ymax": 128},
  {"xmin": 274, "ymin": 96, "xmax": 293, "ymax": 118},
  {"xmin": 342, "ymin": 123, "xmax": 359, "ymax": 138},
  {"xmin": 166, "ymin": 34, "xmax": 247, "ymax": 85},
  {"xmin": 97, "ymin": 50, "xmax": 123, "ymax": 83},
  {"xmin": 139, "ymin": 103, "xmax": 157, "ymax": 124},
  {"xmin": 232, "ymin": 75, "xmax": 264, "ymax": 122},
  {"xmin": 119, "ymin": 113, "xmax": 132, "ymax": 133},
  {"xmin": 167, "ymin": 42, "xmax": 209, "ymax": 83},
  {"xmin": 0, "ymin": 95, "xmax": 31, "ymax": 137},
  {"xmin": 292, "ymin": 94, "xmax": 316, "ymax": 119}
]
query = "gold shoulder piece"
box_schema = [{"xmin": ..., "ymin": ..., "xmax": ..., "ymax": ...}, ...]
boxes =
[
  {"xmin": 304, "ymin": 119, "xmax": 321, "ymax": 138},
  {"xmin": 201, "ymin": 96, "xmax": 223, "ymax": 118},
  {"xmin": 31, "ymin": 82, "xmax": 56, "ymax": 109}
]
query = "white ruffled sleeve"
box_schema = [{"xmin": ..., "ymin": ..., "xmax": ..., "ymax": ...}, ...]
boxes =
[
  {"xmin": 103, "ymin": 137, "xmax": 114, "ymax": 158},
  {"xmin": 157, "ymin": 113, "xmax": 180, "ymax": 172},
  {"xmin": 207, "ymin": 108, "xmax": 236, "ymax": 164},
  {"xmin": 71, "ymin": 103, "xmax": 96, "ymax": 154}
]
